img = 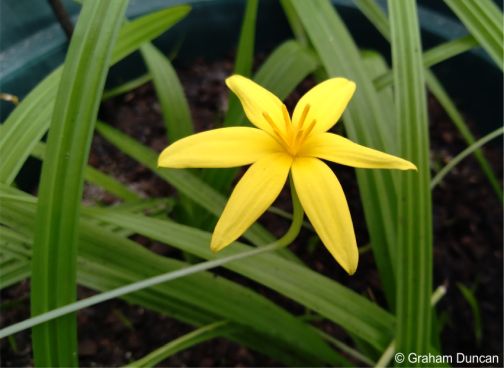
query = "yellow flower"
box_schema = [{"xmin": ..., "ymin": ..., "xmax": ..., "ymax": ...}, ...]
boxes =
[{"xmin": 158, "ymin": 75, "xmax": 416, "ymax": 274}]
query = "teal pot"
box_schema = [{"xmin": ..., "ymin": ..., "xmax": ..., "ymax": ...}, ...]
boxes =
[{"xmin": 1, "ymin": 0, "xmax": 501, "ymax": 130}]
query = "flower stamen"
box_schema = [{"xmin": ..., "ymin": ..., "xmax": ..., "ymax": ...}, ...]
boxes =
[
  {"xmin": 295, "ymin": 129, "xmax": 305, "ymax": 147},
  {"xmin": 281, "ymin": 105, "xmax": 293, "ymax": 144},
  {"xmin": 262, "ymin": 111, "xmax": 292, "ymax": 153},
  {"xmin": 262, "ymin": 112, "xmax": 283, "ymax": 139},
  {"xmin": 297, "ymin": 104, "xmax": 311, "ymax": 130},
  {"xmin": 282, "ymin": 105, "xmax": 291, "ymax": 131},
  {"xmin": 298, "ymin": 118, "xmax": 316, "ymax": 144}
]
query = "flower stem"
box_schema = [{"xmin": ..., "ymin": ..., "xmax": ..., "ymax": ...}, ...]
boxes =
[{"xmin": 273, "ymin": 176, "xmax": 304, "ymax": 248}]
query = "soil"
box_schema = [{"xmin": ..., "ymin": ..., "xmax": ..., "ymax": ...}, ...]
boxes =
[{"xmin": 1, "ymin": 55, "xmax": 502, "ymax": 367}]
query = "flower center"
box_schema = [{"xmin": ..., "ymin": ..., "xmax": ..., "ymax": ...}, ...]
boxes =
[{"xmin": 262, "ymin": 104, "xmax": 315, "ymax": 157}]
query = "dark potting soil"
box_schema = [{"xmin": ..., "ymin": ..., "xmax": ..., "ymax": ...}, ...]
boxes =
[{"xmin": 1, "ymin": 55, "xmax": 502, "ymax": 367}]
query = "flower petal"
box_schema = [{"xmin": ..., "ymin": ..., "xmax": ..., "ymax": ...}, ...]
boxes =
[
  {"xmin": 292, "ymin": 157, "xmax": 358, "ymax": 274},
  {"xmin": 292, "ymin": 78, "xmax": 356, "ymax": 134},
  {"xmin": 158, "ymin": 127, "xmax": 282, "ymax": 168},
  {"xmin": 211, "ymin": 153, "xmax": 292, "ymax": 252},
  {"xmin": 226, "ymin": 75, "xmax": 288, "ymax": 136},
  {"xmin": 300, "ymin": 133, "xmax": 417, "ymax": 170}
]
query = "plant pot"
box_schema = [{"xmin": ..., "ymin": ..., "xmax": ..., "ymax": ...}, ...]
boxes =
[{"xmin": 1, "ymin": 0, "xmax": 501, "ymax": 132}]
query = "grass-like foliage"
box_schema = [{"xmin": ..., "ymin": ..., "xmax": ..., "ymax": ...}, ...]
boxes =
[{"xmin": 0, "ymin": 0, "xmax": 502, "ymax": 366}]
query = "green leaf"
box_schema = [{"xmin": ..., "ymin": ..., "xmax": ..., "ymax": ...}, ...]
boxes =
[
  {"xmin": 84, "ymin": 206, "xmax": 396, "ymax": 351},
  {"xmin": 224, "ymin": 0, "xmax": 259, "ymax": 124},
  {"xmin": 31, "ymin": 142, "xmax": 140, "ymax": 202},
  {"xmin": 445, "ymin": 0, "xmax": 504, "ymax": 71},
  {"xmin": 140, "ymin": 44, "xmax": 193, "ymax": 141},
  {"xmin": 0, "ymin": 258, "xmax": 31, "ymax": 289},
  {"xmin": 139, "ymin": 42, "xmax": 196, "ymax": 224},
  {"xmin": 373, "ymin": 35, "xmax": 478, "ymax": 90},
  {"xmin": 0, "ymin": 190, "xmax": 343, "ymax": 366},
  {"xmin": 233, "ymin": 0, "xmax": 259, "ymax": 77},
  {"xmin": 0, "ymin": 5, "xmax": 191, "ymax": 185},
  {"xmin": 431, "ymin": 126, "xmax": 504, "ymax": 189},
  {"xmin": 425, "ymin": 73, "xmax": 503, "ymax": 200},
  {"xmin": 354, "ymin": 0, "xmax": 390, "ymax": 40},
  {"xmin": 356, "ymin": 1, "xmax": 498, "ymax": 200},
  {"xmin": 279, "ymin": 0, "xmax": 309, "ymax": 47},
  {"xmin": 360, "ymin": 51, "xmax": 397, "ymax": 305},
  {"xmin": 456, "ymin": 283, "xmax": 482, "ymax": 345},
  {"xmin": 127, "ymin": 321, "xmax": 232, "ymax": 367},
  {"xmin": 0, "ymin": 228, "xmax": 31, "ymax": 289},
  {"xmin": 111, "ymin": 6, "xmax": 191, "ymax": 65},
  {"xmin": 102, "ymin": 73, "xmax": 151, "ymax": 101},
  {"xmin": 355, "ymin": 0, "xmax": 502, "ymax": 305},
  {"xmin": 389, "ymin": 0, "xmax": 433, "ymax": 357},
  {"xmin": 30, "ymin": 1, "xmax": 128, "ymax": 365}
]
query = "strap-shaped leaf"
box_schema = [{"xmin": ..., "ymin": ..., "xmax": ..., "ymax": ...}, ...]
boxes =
[
  {"xmin": 0, "ymin": 190, "xmax": 344, "ymax": 366},
  {"xmin": 445, "ymin": 0, "xmax": 503, "ymax": 70},
  {"xmin": 0, "ymin": 5, "xmax": 191, "ymax": 185},
  {"xmin": 84, "ymin": 206, "xmax": 395, "ymax": 350},
  {"xmin": 30, "ymin": 1, "xmax": 129, "ymax": 365},
  {"xmin": 127, "ymin": 322, "xmax": 232, "ymax": 367},
  {"xmin": 224, "ymin": 0, "xmax": 259, "ymax": 124},
  {"xmin": 388, "ymin": 0, "xmax": 433, "ymax": 357},
  {"xmin": 140, "ymin": 44, "xmax": 193, "ymax": 142},
  {"xmin": 31, "ymin": 142, "xmax": 140, "ymax": 201}
]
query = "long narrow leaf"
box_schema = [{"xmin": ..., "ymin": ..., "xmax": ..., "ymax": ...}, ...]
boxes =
[
  {"xmin": 224, "ymin": 0, "xmax": 259, "ymax": 124},
  {"xmin": 128, "ymin": 321, "xmax": 232, "ymax": 367},
  {"xmin": 0, "ymin": 5, "xmax": 191, "ymax": 185},
  {"xmin": 279, "ymin": 0, "xmax": 309, "ymax": 47},
  {"xmin": 0, "ymin": 259, "xmax": 31, "ymax": 289},
  {"xmin": 139, "ymin": 42, "xmax": 196, "ymax": 224},
  {"xmin": 31, "ymin": 1, "xmax": 128, "ymax": 365},
  {"xmin": 359, "ymin": 51, "xmax": 398, "ymax": 305},
  {"xmin": 31, "ymin": 142, "xmax": 140, "ymax": 202},
  {"xmin": 0, "ymin": 190, "xmax": 343, "ymax": 366},
  {"xmin": 431, "ymin": 126, "xmax": 504, "ymax": 189},
  {"xmin": 355, "ymin": 0, "xmax": 502, "ymax": 289},
  {"xmin": 456, "ymin": 284, "xmax": 482, "ymax": 344},
  {"xmin": 373, "ymin": 35, "xmax": 478, "ymax": 90},
  {"xmin": 425, "ymin": 73, "xmax": 503, "ymax": 199},
  {"xmin": 102, "ymin": 73, "xmax": 151, "ymax": 101},
  {"xmin": 389, "ymin": 0, "xmax": 433, "ymax": 357},
  {"xmin": 85, "ymin": 207, "xmax": 396, "ymax": 350},
  {"xmin": 233, "ymin": 0, "xmax": 258, "ymax": 77},
  {"xmin": 140, "ymin": 44, "xmax": 193, "ymax": 141},
  {"xmin": 0, "ymin": 227, "xmax": 31, "ymax": 289},
  {"xmin": 445, "ymin": 0, "xmax": 503, "ymax": 70},
  {"xmin": 356, "ymin": 0, "xmax": 502, "ymax": 200},
  {"xmin": 354, "ymin": 0, "xmax": 390, "ymax": 39}
]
